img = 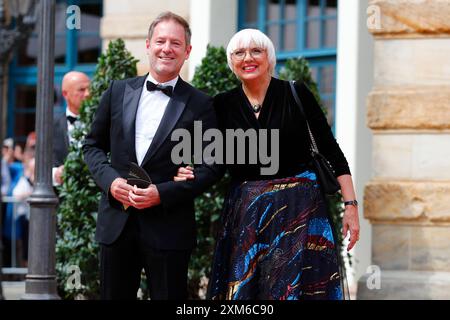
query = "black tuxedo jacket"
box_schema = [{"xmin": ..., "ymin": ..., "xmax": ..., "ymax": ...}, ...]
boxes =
[
  {"xmin": 82, "ymin": 75, "xmax": 222, "ymax": 249},
  {"xmin": 53, "ymin": 112, "xmax": 70, "ymax": 167}
]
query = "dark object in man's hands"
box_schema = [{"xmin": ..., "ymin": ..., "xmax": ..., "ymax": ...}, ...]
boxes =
[{"xmin": 127, "ymin": 162, "xmax": 152, "ymax": 188}]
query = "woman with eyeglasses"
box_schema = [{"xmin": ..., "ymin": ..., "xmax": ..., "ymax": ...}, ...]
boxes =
[{"xmin": 175, "ymin": 29, "xmax": 359, "ymax": 300}]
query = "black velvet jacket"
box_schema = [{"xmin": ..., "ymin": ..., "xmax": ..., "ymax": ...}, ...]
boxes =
[{"xmin": 214, "ymin": 77, "xmax": 350, "ymax": 181}]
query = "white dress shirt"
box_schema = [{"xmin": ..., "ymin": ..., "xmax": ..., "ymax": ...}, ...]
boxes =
[
  {"xmin": 52, "ymin": 108, "xmax": 79, "ymax": 186},
  {"xmin": 66, "ymin": 108, "xmax": 79, "ymax": 144},
  {"xmin": 135, "ymin": 74, "xmax": 178, "ymax": 166}
]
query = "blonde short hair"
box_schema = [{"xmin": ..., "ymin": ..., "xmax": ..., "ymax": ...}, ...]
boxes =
[
  {"xmin": 148, "ymin": 11, "xmax": 191, "ymax": 46},
  {"xmin": 226, "ymin": 29, "xmax": 276, "ymax": 75}
]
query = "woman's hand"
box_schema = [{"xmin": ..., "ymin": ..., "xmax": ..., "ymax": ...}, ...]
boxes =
[
  {"xmin": 342, "ymin": 205, "xmax": 360, "ymax": 251},
  {"xmin": 336, "ymin": 174, "xmax": 360, "ymax": 251},
  {"xmin": 173, "ymin": 165, "xmax": 195, "ymax": 182}
]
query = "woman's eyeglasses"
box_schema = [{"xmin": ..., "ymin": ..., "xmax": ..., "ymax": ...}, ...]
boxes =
[{"xmin": 232, "ymin": 48, "xmax": 265, "ymax": 61}]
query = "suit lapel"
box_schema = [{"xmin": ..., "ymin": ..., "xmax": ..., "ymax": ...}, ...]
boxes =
[
  {"xmin": 140, "ymin": 78, "xmax": 190, "ymax": 167},
  {"xmin": 60, "ymin": 114, "xmax": 69, "ymax": 150},
  {"xmin": 122, "ymin": 75, "xmax": 147, "ymax": 164}
]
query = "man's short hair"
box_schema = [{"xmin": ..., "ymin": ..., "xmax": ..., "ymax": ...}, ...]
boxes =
[{"xmin": 148, "ymin": 11, "xmax": 191, "ymax": 47}]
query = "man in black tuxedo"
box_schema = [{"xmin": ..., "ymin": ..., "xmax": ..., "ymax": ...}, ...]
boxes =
[
  {"xmin": 53, "ymin": 71, "xmax": 90, "ymax": 185},
  {"xmin": 82, "ymin": 12, "xmax": 221, "ymax": 299}
]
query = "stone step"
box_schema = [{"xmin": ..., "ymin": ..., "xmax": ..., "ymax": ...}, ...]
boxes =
[{"xmin": 2, "ymin": 281, "xmax": 26, "ymax": 300}]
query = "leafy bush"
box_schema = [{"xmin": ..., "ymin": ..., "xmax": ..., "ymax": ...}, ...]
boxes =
[
  {"xmin": 188, "ymin": 45, "xmax": 240, "ymax": 299},
  {"xmin": 56, "ymin": 39, "xmax": 138, "ymax": 299}
]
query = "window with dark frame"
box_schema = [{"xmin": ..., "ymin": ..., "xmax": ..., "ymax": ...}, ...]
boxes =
[
  {"xmin": 239, "ymin": 0, "xmax": 338, "ymax": 129},
  {"xmin": 7, "ymin": 0, "xmax": 103, "ymax": 145}
]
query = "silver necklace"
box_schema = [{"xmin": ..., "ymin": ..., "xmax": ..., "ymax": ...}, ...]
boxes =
[{"xmin": 251, "ymin": 103, "xmax": 262, "ymax": 113}]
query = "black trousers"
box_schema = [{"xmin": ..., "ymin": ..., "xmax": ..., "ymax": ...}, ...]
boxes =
[{"xmin": 100, "ymin": 213, "xmax": 191, "ymax": 300}]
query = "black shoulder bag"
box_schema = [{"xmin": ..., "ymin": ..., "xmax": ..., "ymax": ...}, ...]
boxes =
[{"xmin": 289, "ymin": 81, "xmax": 341, "ymax": 195}]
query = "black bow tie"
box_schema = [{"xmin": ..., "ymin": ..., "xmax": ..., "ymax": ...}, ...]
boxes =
[
  {"xmin": 67, "ymin": 115, "xmax": 78, "ymax": 125},
  {"xmin": 146, "ymin": 81, "xmax": 173, "ymax": 97}
]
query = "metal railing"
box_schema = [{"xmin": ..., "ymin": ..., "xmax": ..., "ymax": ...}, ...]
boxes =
[{"xmin": 2, "ymin": 196, "xmax": 29, "ymax": 275}]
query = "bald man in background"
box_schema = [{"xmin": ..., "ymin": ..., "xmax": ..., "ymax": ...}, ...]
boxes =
[{"xmin": 53, "ymin": 71, "xmax": 90, "ymax": 185}]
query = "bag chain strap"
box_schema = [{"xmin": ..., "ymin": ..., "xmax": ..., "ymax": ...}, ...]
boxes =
[{"xmin": 289, "ymin": 81, "xmax": 319, "ymax": 154}]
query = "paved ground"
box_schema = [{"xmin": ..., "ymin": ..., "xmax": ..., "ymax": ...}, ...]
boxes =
[
  {"xmin": 1, "ymin": 281, "xmax": 357, "ymax": 300},
  {"xmin": 2, "ymin": 281, "xmax": 25, "ymax": 300}
]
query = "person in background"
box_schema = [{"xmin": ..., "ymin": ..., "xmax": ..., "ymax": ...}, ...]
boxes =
[
  {"xmin": 1, "ymin": 141, "xmax": 12, "ymax": 197},
  {"xmin": 53, "ymin": 71, "xmax": 90, "ymax": 186},
  {"xmin": 1, "ymin": 140, "xmax": 12, "ymax": 265},
  {"xmin": 1, "ymin": 132, "xmax": 36, "ymax": 267},
  {"xmin": 13, "ymin": 144, "xmax": 24, "ymax": 163},
  {"xmin": 12, "ymin": 156, "xmax": 34, "ymax": 267},
  {"xmin": 1, "ymin": 138, "xmax": 23, "ymax": 267}
]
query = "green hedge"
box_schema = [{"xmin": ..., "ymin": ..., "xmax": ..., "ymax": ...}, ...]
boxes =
[
  {"xmin": 188, "ymin": 45, "xmax": 240, "ymax": 298},
  {"xmin": 56, "ymin": 39, "xmax": 138, "ymax": 299}
]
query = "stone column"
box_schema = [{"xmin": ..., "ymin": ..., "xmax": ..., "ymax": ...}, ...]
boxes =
[
  {"xmin": 358, "ymin": 0, "xmax": 450, "ymax": 299},
  {"xmin": 188, "ymin": 0, "xmax": 238, "ymax": 80}
]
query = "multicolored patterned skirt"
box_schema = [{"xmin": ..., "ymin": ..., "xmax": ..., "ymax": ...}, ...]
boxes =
[{"xmin": 207, "ymin": 170, "xmax": 346, "ymax": 300}]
